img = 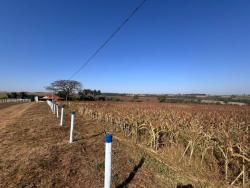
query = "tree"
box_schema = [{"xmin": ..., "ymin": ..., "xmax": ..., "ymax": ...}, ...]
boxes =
[
  {"xmin": 19, "ymin": 92, "xmax": 28, "ymax": 99},
  {"xmin": 46, "ymin": 80, "xmax": 82, "ymax": 101},
  {"xmin": 133, "ymin": 95, "xmax": 139, "ymax": 100},
  {"xmin": 78, "ymin": 89, "xmax": 103, "ymax": 101},
  {"xmin": 158, "ymin": 96, "xmax": 166, "ymax": 103},
  {"xmin": 7, "ymin": 92, "xmax": 18, "ymax": 98}
]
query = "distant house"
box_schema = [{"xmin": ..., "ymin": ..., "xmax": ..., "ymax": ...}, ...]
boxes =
[
  {"xmin": 201, "ymin": 100, "xmax": 225, "ymax": 105},
  {"xmin": 227, "ymin": 102, "xmax": 246, "ymax": 106},
  {"xmin": 40, "ymin": 95, "xmax": 64, "ymax": 102}
]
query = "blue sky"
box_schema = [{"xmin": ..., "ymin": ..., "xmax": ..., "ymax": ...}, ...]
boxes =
[{"xmin": 0, "ymin": 0, "xmax": 249, "ymax": 94}]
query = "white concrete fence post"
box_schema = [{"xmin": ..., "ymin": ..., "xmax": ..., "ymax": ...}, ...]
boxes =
[
  {"xmin": 60, "ymin": 105, "xmax": 64, "ymax": 126},
  {"xmin": 56, "ymin": 105, "xmax": 59, "ymax": 118},
  {"xmin": 69, "ymin": 112, "xmax": 75, "ymax": 143},
  {"xmin": 104, "ymin": 133, "xmax": 112, "ymax": 188},
  {"xmin": 53, "ymin": 102, "xmax": 56, "ymax": 114},
  {"xmin": 49, "ymin": 100, "xmax": 53, "ymax": 112},
  {"xmin": 51, "ymin": 101, "xmax": 54, "ymax": 113}
]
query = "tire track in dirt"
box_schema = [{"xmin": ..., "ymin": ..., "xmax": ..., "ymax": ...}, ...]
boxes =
[{"xmin": 0, "ymin": 102, "xmax": 34, "ymax": 129}]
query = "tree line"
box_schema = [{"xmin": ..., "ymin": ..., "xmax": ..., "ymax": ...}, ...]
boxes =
[
  {"xmin": 1, "ymin": 92, "xmax": 35, "ymax": 100},
  {"xmin": 46, "ymin": 80, "xmax": 105, "ymax": 101}
]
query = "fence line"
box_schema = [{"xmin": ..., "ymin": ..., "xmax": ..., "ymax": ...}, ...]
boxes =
[
  {"xmin": 0, "ymin": 98, "xmax": 31, "ymax": 103},
  {"xmin": 46, "ymin": 100, "xmax": 113, "ymax": 187}
]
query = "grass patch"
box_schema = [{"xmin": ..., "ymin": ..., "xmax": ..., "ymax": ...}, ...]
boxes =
[{"xmin": 96, "ymin": 161, "xmax": 105, "ymax": 171}]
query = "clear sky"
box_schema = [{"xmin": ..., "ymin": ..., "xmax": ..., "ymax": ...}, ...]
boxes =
[{"xmin": 0, "ymin": 0, "xmax": 249, "ymax": 94}]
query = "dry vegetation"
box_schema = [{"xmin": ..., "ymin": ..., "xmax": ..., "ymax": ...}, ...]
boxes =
[
  {"xmin": 70, "ymin": 101, "xmax": 250, "ymax": 187},
  {"xmin": 1, "ymin": 102, "xmax": 195, "ymax": 187},
  {"xmin": 1, "ymin": 101, "xmax": 249, "ymax": 187},
  {"xmin": 0, "ymin": 92, "xmax": 7, "ymax": 99}
]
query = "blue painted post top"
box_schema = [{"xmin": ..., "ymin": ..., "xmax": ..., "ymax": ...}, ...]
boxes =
[
  {"xmin": 71, "ymin": 112, "xmax": 75, "ymax": 115},
  {"xmin": 105, "ymin": 133, "xmax": 112, "ymax": 143}
]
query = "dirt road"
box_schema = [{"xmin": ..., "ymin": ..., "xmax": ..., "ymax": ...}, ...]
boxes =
[{"xmin": 0, "ymin": 102, "xmax": 34, "ymax": 129}]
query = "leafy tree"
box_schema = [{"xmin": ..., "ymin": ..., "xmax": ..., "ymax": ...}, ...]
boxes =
[
  {"xmin": 7, "ymin": 92, "xmax": 18, "ymax": 98},
  {"xmin": 78, "ymin": 90, "xmax": 86, "ymax": 100},
  {"xmin": 19, "ymin": 92, "xmax": 28, "ymax": 99},
  {"xmin": 158, "ymin": 96, "xmax": 166, "ymax": 103},
  {"xmin": 78, "ymin": 89, "xmax": 103, "ymax": 101},
  {"xmin": 56, "ymin": 91, "xmax": 67, "ymax": 99},
  {"xmin": 46, "ymin": 80, "xmax": 82, "ymax": 101},
  {"xmin": 133, "ymin": 95, "xmax": 139, "ymax": 100},
  {"xmin": 83, "ymin": 89, "xmax": 93, "ymax": 96}
]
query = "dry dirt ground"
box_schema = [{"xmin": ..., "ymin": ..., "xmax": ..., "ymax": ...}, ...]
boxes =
[
  {"xmin": 0, "ymin": 103, "xmax": 34, "ymax": 129},
  {"xmin": 0, "ymin": 102, "xmax": 195, "ymax": 188}
]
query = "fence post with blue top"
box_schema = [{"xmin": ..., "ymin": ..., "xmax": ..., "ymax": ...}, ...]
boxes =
[
  {"xmin": 104, "ymin": 133, "xmax": 112, "ymax": 188},
  {"xmin": 69, "ymin": 112, "xmax": 75, "ymax": 143}
]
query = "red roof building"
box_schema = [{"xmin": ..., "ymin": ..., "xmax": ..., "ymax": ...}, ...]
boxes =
[{"xmin": 41, "ymin": 95, "xmax": 64, "ymax": 101}]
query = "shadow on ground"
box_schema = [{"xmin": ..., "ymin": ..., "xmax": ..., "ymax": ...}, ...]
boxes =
[
  {"xmin": 176, "ymin": 183, "xmax": 193, "ymax": 188},
  {"xmin": 116, "ymin": 157, "xmax": 145, "ymax": 188}
]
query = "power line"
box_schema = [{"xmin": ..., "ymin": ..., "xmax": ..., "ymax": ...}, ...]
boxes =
[{"xmin": 68, "ymin": 0, "xmax": 147, "ymax": 79}]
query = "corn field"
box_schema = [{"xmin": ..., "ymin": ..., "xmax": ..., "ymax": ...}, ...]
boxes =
[{"xmin": 71, "ymin": 101, "xmax": 250, "ymax": 186}]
